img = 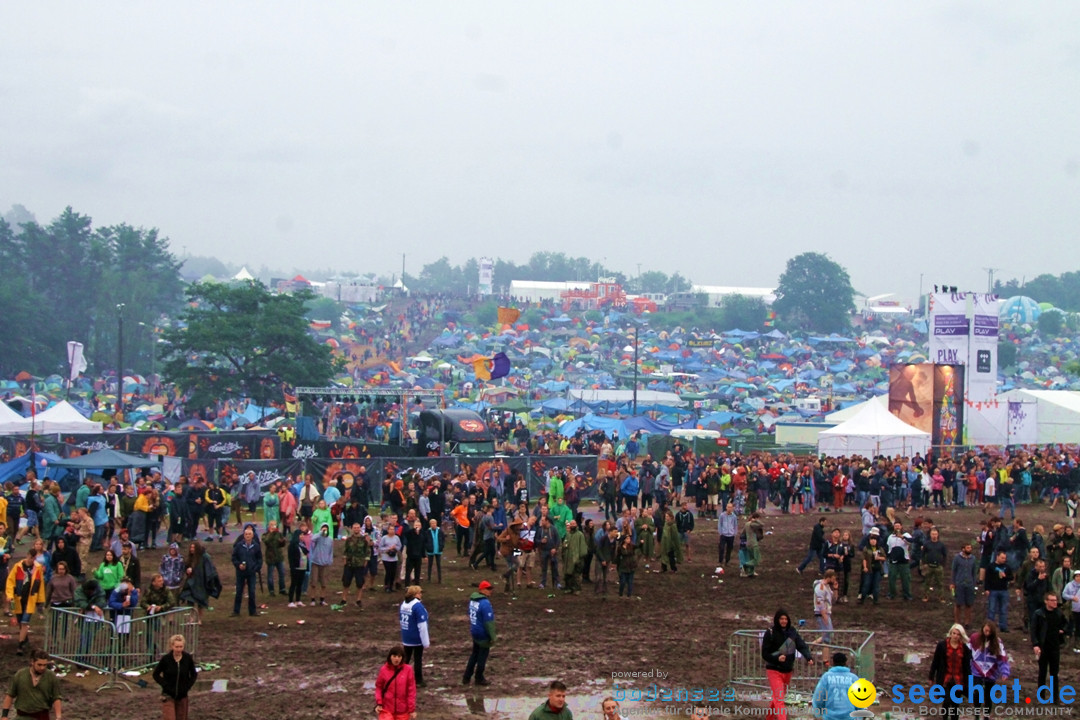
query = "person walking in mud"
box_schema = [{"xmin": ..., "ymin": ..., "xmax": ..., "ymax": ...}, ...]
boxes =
[{"xmin": 463, "ymin": 580, "xmax": 496, "ymax": 686}]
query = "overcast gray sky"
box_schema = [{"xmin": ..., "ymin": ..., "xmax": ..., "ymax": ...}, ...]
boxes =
[{"xmin": 2, "ymin": 2, "xmax": 1078, "ymax": 302}]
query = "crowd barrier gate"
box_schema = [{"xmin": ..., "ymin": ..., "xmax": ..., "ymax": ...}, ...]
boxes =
[
  {"xmin": 727, "ymin": 629, "xmax": 874, "ymax": 697},
  {"xmin": 45, "ymin": 606, "xmax": 200, "ymax": 692}
]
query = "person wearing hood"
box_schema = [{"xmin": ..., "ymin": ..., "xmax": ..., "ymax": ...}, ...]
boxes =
[
  {"xmin": 309, "ymin": 522, "xmax": 335, "ymax": 606},
  {"xmin": 760, "ymin": 608, "xmax": 813, "ymax": 720},
  {"xmin": 263, "ymin": 481, "xmax": 281, "ymax": 532},
  {"xmin": 463, "ymin": 580, "xmax": 496, "ymax": 686},
  {"xmin": 160, "ymin": 542, "xmax": 186, "ymax": 599},
  {"xmin": 659, "ymin": 510, "xmax": 684, "ymax": 573},
  {"xmin": 50, "ymin": 536, "xmax": 81, "ymax": 580},
  {"xmin": 399, "ymin": 585, "xmax": 430, "ymax": 686},
  {"xmin": 230, "ymin": 524, "xmax": 262, "ymax": 617},
  {"xmin": 287, "ymin": 522, "xmax": 310, "ymax": 607},
  {"xmin": 559, "ymin": 520, "xmax": 588, "ymax": 595}
]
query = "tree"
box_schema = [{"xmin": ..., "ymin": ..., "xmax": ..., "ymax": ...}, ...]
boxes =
[
  {"xmin": 719, "ymin": 294, "xmax": 767, "ymax": 330},
  {"xmin": 305, "ymin": 297, "xmax": 341, "ymax": 331},
  {"xmin": 1037, "ymin": 309, "xmax": 1064, "ymax": 337},
  {"xmin": 160, "ymin": 281, "xmax": 339, "ymax": 409},
  {"xmin": 772, "ymin": 252, "xmax": 856, "ymax": 333},
  {"xmin": 997, "ymin": 341, "xmax": 1018, "ymax": 369}
]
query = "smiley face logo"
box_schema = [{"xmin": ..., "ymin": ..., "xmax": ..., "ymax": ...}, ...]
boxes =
[{"xmin": 848, "ymin": 678, "xmax": 877, "ymax": 709}]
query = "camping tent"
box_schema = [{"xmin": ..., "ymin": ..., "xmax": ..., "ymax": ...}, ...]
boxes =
[
  {"xmin": 20, "ymin": 400, "xmax": 103, "ymax": 435},
  {"xmin": 817, "ymin": 399, "xmax": 930, "ymax": 457}
]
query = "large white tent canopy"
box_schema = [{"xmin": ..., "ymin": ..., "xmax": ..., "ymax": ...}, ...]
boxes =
[
  {"xmin": 818, "ymin": 398, "xmax": 930, "ymax": 458},
  {"xmin": 8, "ymin": 400, "xmax": 104, "ymax": 435},
  {"xmin": 0, "ymin": 402, "xmax": 28, "ymax": 434}
]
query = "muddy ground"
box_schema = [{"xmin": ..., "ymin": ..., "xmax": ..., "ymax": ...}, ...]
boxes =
[{"xmin": 4, "ymin": 502, "xmax": 1074, "ymax": 719}]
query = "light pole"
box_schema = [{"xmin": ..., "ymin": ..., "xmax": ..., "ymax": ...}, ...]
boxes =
[
  {"xmin": 117, "ymin": 303, "xmax": 125, "ymax": 409},
  {"xmin": 138, "ymin": 321, "xmax": 157, "ymax": 380},
  {"xmin": 632, "ymin": 322, "xmax": 639, "ymax": 415}
]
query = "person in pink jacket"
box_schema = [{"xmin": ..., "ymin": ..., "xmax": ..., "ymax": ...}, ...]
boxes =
[
  {"xmin": 374, "ymin": 644, "xmax": 416, "ymax": 720},
  {"xmin": 278, "ymin": 486, "xmax": 298, "ymax": 535}
]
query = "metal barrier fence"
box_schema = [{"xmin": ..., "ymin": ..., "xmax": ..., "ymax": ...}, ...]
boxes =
[
  {"xmin": 728, "ymin": 629, "xmax": 874, "ymax": 696},
  {"xmin": 45, "ymin": 607, "xmax": 200, "ymax": 692}
]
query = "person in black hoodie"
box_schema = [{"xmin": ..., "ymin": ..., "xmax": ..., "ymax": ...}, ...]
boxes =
[
  {"xmin": 760, "ymin": 608, "xmax": 813, "ymax": 720},
  {"xmin": 402, "ymin": 519, "xmax": 425, "ymax": 585},
  {"xmin": 797, "ymin": 517, "xmax": 827, "ymax": 575},
  {"xmin": 287, "ymin": 523, "xmax": 309, "ymax": 606},
  {"xmin": 153, "ymin": 633, "xmax": 198, "ymax": 720},
  {"xmin": 428, "ymin": 479, "xmax": 447, "ymax": 525}
]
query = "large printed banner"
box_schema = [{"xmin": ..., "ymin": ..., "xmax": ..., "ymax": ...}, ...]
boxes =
[
  {"xmin": 970, "ymin": 294, "xmax": 1001, "ymax": 402},
  {"xmin": 527, "ymin": 456, "xmax": 601, "ymax": 500},
  {"xmin": 217, "ymin": 459, "xmax": 305, "ymax": 493},
  {"xmin": 193, "ymin": 432, "xmax": 279, "ymax": 460},
  {"xmin": 181, "ymin": 458, "xmax": 216, "ymax": 486},
  {"xmin": 932, "ymin": 365, "xmax": 965, "ymax": 449},
  {"xmin": 127, "ymin": 432, "xmax": 192, "ymax": 458},
  {"xmin": 928, "ymin": 292, "xmax": 969, "ymax": 366},
  {"xmin": 889, "ymin": 364, "xmax": 934, "ymax": 434},
  {"xmin": 60, "ymin": 433, "xmax": 128, "ymax": 456}
]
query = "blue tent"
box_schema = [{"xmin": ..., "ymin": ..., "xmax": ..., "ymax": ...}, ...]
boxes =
[{"xmin": 0, "ymin": 451, "xmax": 65, "ymax": 488}]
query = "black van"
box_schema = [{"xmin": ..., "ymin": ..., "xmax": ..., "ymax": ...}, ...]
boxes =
[{"xmin": 414, "ymin": 409, "xmax": 496, "ymax": 456}]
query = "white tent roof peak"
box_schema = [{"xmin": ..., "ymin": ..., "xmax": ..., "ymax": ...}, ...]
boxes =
[
  {"xmin": 818, "ymin": 398, "xmax": 930, "ymax": 457},
  {"xmin": 233, "ymin": 266, "xmax": 255, "ymax": 281}
]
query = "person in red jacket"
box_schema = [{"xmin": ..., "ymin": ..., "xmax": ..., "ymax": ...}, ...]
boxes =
[{"xmin": 374, "ymin": 644, "xmax": 417, "ymax": 720}]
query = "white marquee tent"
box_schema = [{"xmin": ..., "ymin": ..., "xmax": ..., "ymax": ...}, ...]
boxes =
[
  {"xmin": 817, "ymin": 398, "xmax": 930, "ymax": 457},
  {"xmin": 14, "ymin": 400, "xmax": 103, "ymax": 435},
  {"xmin": 0, "ymin": 402, "xmax": 29, "ymax": 434}
]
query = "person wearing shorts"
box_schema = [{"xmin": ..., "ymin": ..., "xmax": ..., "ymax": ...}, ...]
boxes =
[{"xmin": 342, "ymin": 523, "xmax": 372, "ymax": 609}]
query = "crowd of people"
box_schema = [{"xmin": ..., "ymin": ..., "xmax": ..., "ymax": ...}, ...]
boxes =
[{"xmin": 6, "ymin": 439, "xmax": 1080, "ymax": 718}]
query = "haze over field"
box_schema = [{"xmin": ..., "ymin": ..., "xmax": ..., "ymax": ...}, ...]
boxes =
[{"xmin": 2, "ymin": 2, "xmax": 1078, "ymax": 299}]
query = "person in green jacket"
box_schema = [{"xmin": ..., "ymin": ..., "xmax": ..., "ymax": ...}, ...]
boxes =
[
  {"xmin": 528, "ymin": 680, "xmax": 574, "ymax": 720},
  {"xmin": 659, "ymin": 510, "xmax": 684, "ymax": 572},
  {"xmin": 547, "ymin": 472, "xmax": 564, "ymax": 505},
  {"xmin": 263, "ymin": 521, "xmax": 287, "ymax": 596},
  {"xmin": 559, "ymin": 520, "xmax": 588, "ymax": 594},
  {"xmin": 263, "ymin": 484, "xmax": 281, "ymax": 532},
  {"xmin": 310, "ymin": 500, "xmax": 333, "ymax": 543},
  {"xmin": 550, "ymin": 498, "xmax": 572, "ymax": 540},
  {"xmin": 634, "ymin": 508, "xmax": 656, "ymax": 561},
  {"xmin": 41, "ymin": 485, "xmax": 65, "ymax": 550},
  {"xmin": 93, "ymin": 549, "xmax": 124, "ymax": 592}
]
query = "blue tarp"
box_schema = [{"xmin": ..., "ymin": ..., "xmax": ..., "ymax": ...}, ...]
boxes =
[
  {"xmin": 0, "ymin": 451, "xmax": 64, "ymax": 488},
  {"xmin": 559, "ymin": 414, "xmax": 630, "ymax": 439}
]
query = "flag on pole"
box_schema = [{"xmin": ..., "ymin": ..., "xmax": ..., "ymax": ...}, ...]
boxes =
[
  {"xmin": 472, "ymin": 352, "xmax": 511, "ymax": 381},
  {"xmin": 497, "ymin": 307, "xmax": 520, "ymax": 325},
  {"xmin": 67, "ymin": 341, "xmax": 88, "ymax": 382}
]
